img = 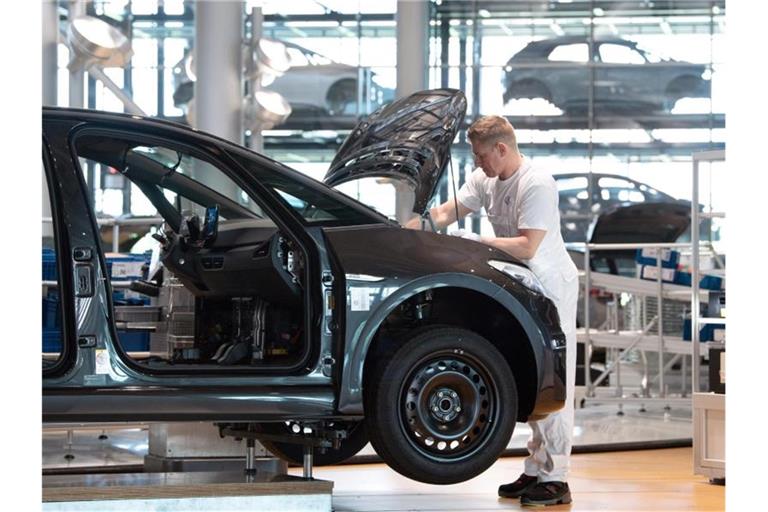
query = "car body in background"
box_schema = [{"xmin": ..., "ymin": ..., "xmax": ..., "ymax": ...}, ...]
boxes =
[
  {"xmin": 172, "ymin": 40, "xmax": 394, "ymax": 130},
  {"xmin": 502, "ymin": 35, "xmax": 711, "ymax": 115},
  {"xmin": 555, "ymin": 172, "xmax": 680, "ymax": 243},
  {"xmin": 570, "ymin": 201, "xmax": 695, "ymax": 384}
]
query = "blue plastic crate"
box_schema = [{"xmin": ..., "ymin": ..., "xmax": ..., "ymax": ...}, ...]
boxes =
[
  {"xmin": 117, "ymin": 330, "xmax": 150, "ymax": 352},
  {"xmin": 42, "ymin": 248, "xmax": 57, "ymax": 281},
  {"xmin": 42, "ymin": 296, "xmax": 60, "ymax": 329},
  {"xmin": 683, "ymin": 319, "xmax": 725, "ymax": 342},
  {"xmin": 112, "ymin": 290, "xmax": 151, "ymax": 306},
  {"xmin": 635, "ymin": 248, "xmax": 680, "ymax": 269},
  {"xmin": 42, "ymin": 328, "xmax": 62, "ymax": 353},
  {"xmin": 639, "ymin": 265, "xmax": 677, "ymax": 283},
  {"xmin": 674, "ymin": 271, "xmax": 723, "ymax": 290}
]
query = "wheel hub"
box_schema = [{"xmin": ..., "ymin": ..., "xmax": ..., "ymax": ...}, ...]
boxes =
[{"xmin": 429, "ymin": 387, "xmax": 462, "ymax": 423}]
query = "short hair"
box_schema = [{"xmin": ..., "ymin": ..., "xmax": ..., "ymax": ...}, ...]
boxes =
[{"xmin": 467, "ymin": 115, "xmax": 518, "ymax": 151}]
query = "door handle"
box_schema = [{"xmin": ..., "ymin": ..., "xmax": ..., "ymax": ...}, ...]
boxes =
[{"xmin": 75, "ymin": 264, "xmax": 93, "ymax": 297}]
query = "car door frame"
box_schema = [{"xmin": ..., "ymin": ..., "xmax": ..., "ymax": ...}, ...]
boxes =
[
  {"xmin": 42, "ymin": 132, "xmax": 78, "ymax": 379},
  {"xmin": 42, "ymin": 110, "xmax": 342, "ymax": 422}
]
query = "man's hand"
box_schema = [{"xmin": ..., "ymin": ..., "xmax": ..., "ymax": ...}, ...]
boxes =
[
  {"xmin": 449, "ymin": 229, "xmax": 482, "ymax": 242},
  {"xmin": 403, "ymin": 200, "xmax": 474, "ymax": 231},
  {"xmin": 404, "ymin": 216, "xmax": 422, "ymax": 230}
]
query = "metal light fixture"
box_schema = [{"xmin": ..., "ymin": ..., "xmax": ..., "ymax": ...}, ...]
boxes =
[
  {"xmin": 67, "ymin": 16, "xmax": 133, "ymax": 71},
  {"xmin": 244, "ymin": 90, "xmax": 292, "ymax": 130},
  {"xmin": 66, "ymin": 15, "xmax": 145, "ymax": 116},
  {"xmin": 252, "ymin": 38, "xmax": 292, "ymax": 86}
]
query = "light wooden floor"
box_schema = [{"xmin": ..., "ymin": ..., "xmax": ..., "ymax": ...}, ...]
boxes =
[{"xmin": 289, "ymin": 447, "xmax": 724, "ymax": 511}]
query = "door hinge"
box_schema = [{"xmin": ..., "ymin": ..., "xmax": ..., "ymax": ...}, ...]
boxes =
[{"xmin": 321, "ymin": 354, "xmax": 335, "ymax": 377}]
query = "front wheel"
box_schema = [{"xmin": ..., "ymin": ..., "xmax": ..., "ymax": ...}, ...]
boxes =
[{"xmin": 365, "ymin": 326, "xmax": 518, "ymax": 484}]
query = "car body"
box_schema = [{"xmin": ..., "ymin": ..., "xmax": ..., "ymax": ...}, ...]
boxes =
[
  {"xmin": 586, "ymin": 201, "xmax": 692, "ymax": 275},
  {"xmin": 502, "ymin": 35, "xmax": 711, "ymax": 114},
  {"xmin": 41, "ymin": 89, "xmax": 566, "ymax": 484},
  {"xmin": 555, "ymin": 172, "xmax": 680, "ymax": 243},
  {"xmin": 172, "ymin": 40, "xmax": 394, "ymax": 130}
]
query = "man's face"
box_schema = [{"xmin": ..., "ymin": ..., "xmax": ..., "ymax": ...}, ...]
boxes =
[{"xmin": 471, "ymin": 140, "xmax": 503, "ymax": 178}]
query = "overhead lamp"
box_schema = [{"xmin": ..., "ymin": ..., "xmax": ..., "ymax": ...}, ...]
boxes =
[
  {"xmin": 244, "ymin": 90, "xmax": 292, "ymax": 130},
  {"xmin": 66, "ymin": 15, "xmax": 144, "ymax": 116},
  {"xmin": 478, "ymin": 9, "xmax": 491, "ymax": 18},
  {"xmin": 252, "ymin": 38, "xmax": 291, "ymax": 83},
  {"xmin": 67, "ymin": 15, "xmax": 133, "ymax": 71}
]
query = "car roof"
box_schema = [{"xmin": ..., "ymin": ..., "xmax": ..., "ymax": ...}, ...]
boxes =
[
  {"xmin": 515, "ymin": 35, "xmax": 635, "ymax": 58},
  {"xmin": 554, "ymin": 172, "xmax": 640, "ymax": 182}
]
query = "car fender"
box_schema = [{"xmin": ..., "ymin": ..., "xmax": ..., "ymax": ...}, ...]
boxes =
[{"xmin": 336, "ymin": 272, "xmax": 547, "ymax": 414}]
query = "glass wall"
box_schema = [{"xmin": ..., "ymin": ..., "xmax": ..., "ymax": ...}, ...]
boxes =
[
  {"xmin": 58, "ymin": 0, "xmax": 724, "ymax": 243},
  {"xmin": 427, "ymin": 0, "xmax": 725, "ymax": 241}
]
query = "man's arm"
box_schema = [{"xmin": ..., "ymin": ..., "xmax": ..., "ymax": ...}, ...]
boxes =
[
  {"xmin": 404, "ymin": 200, "xmax": 474, "ymax": 230},
  {"xmin": 481, "ymin": 228, "xmax": 546, "ymax": 260}
]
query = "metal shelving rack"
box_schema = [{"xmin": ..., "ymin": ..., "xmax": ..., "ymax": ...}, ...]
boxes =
[
  {"xmin": 690, "ymin": 149, "xmax": 726, "ymax": 392},
  {"xmin": 691, "ymin": 149, "xmax": 726, "ymax": 482},
  {"xmin": 579, "ymin": 242, "xmax": 709, "ymax": 408}
]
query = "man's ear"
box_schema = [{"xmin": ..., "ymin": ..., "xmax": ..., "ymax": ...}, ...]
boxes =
[{"xmin": 497, "ymin": 142, "xmax": 508, "ymax": 156}]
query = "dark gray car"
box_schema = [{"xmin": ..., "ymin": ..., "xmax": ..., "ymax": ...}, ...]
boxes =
[
  {"xmin": 503, "ymin": 35, "xmax": 711, "ymax": 114},
  {"xmin": 42, "ymin": 89, "xmax": 566, "ymax": 484},
  {"xmin": 556, "ymin": 172, "xmax": 679, "ymax": 243}
]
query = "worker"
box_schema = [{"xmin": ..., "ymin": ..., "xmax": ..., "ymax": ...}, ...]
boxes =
[{"xmin": 405, "ymin": 115, "xmax": 578, "ymax": 506}]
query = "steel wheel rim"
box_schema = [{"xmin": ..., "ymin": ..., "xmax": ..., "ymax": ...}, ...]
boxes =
[{"xmin": 398, "ymin": 349, "xmax": 498, "ymax": 462}]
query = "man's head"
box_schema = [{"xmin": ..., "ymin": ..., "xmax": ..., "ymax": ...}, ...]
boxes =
[{"xmin": 467, "ymin": 115, "xmax": 521, "ymax": 179}]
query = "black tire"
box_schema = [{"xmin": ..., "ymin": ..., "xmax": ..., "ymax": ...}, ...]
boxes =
[
  {"xmin": 257, "ymin": 421, "xmax": 368, "ymax": 466},
  {"xmin": 365, "ymin": 326, "xmax": 518, "ymax": 484}
]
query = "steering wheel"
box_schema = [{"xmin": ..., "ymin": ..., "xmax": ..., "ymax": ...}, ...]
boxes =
[{"xmin": 178, "ymin": 212, "xmax": 204, "ymax": 250}]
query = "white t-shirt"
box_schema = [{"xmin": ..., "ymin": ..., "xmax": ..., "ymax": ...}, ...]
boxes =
[{"xmin": 457, "ymin": 157, "xmax": 578, "ymax": 299}]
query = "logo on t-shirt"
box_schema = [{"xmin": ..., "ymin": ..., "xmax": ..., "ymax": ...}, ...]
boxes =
[{"xmin": 504, "ymin": 196, "xmax": 512, "ymax": 206}]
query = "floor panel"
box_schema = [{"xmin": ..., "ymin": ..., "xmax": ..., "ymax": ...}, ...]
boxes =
[{"xmin": 297, "ymin": 448, "xmax": 723, "ymax": 511}]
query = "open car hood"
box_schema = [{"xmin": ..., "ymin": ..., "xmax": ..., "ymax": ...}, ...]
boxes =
[
  {"xmin": 323, "ymin": 88, "xmax": 467, "ymax": 215},
  {"xmin": 589, "ymin": 202, "xmax": 690, "ymax": 244}
]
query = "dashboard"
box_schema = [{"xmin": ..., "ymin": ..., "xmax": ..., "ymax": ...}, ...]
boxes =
[{"xmin": 160, "ymin": 218, "xmax": 304, "ymax": 305}]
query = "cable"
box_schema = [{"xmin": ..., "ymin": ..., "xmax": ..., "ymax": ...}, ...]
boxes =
[{"xmin": 448, "ymin": 155, "xmax": 460, "ymax": 229}]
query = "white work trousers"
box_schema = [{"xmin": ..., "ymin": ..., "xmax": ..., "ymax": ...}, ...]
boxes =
[{"xmin": 523, "ymin": 273, "xmax": 579, "ymax": 482}]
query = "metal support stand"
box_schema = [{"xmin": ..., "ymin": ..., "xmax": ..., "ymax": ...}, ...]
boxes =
[
  {"xmin": 64, "ymin": 430, "xmax": 75, "ymax": 460},
  {"xmin": 303, "ymin": 445, "xmax": 314, "ymax": 480},
  {"xmin": 245, "ymin": 433, "xmax": 257, "ymax": 475},
  {"xmin": 245, "ymin": 420, "xmax": 257, "ymax": 476}
]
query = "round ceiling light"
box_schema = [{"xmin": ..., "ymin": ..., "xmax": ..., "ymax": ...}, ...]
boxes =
[
  {"xmin": 253, "ymin": 38, "xmax": 291, "ymax": 80},
  {"xmin": 67, "ymin": 16, "xmax": 133, "ymax": 70},
  {"xmin": 244, "ymin": 89, "xmax": 292, "ymax": 129}
]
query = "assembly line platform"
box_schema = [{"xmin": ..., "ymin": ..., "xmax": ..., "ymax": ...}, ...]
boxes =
[{"xmin": 43, "ymin": 470, "xmax": 333, "ymax": 511}]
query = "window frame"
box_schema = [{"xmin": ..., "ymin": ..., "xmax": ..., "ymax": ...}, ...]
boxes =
[{"xmin": 67, "ymin": 124, "xmax": 320, "ymax": 377}]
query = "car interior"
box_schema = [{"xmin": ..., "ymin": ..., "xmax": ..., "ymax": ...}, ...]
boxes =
[{"xmin": 57, "ymin": 134, "xmax": 312, "ymax": 371}]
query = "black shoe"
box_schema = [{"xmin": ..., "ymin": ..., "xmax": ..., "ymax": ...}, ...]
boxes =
[
  {"xmin": 498, "ymin": 473, "xmax": 538, "ymax": 498},
  {"xmin": 520, "ymin": 481, "xmax": 572, "ymax": 506}
]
